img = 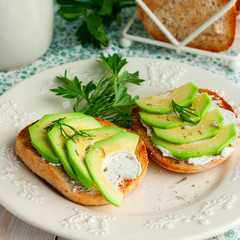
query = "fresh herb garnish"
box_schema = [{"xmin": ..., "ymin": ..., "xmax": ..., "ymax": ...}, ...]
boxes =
[
  {"xmin": 50, "ymin": 54, "xmax": 144, "ymax": 128},
  {"xmin": 57, "ymin": 0, "xmax": 136, "ymax": 48},
  {"xmin": 172, "ymin": 100, "xmax": 198, "ymax": 123},
  {"xmin": 44, "ymin": 117, "xmax": 92, "ymax": 141}
]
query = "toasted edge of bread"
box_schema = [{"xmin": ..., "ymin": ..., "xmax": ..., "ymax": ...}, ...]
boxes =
[
  {"xmin": 236, "ymin": 0, "xmax": 240, "ymax": 11},
  {"xmin": 136, "ymin": 0, "xmax": 238, "ymax": 52},
  {"xmin": 15, "ymin": 117, "xmax": 148, "ymax": 206},
  {"xmin": 131, "ymin": 89, "xmax": 239, "ymax": 173}
]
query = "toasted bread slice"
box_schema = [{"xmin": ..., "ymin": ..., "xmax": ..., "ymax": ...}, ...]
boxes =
[
  {"xmin": 136, "ymin": 0, "xmax": 238, "ymax": 52},
  {"xmin": 131, "ymin": 89, "xmax": 239, "ymax": 173},
  {"xmin": 16, "ymin": 117, "xmax": 148, "ymax": 206}
]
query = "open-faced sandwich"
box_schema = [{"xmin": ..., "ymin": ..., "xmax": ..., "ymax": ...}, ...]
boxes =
[
  {"xmin": 16, "ymin": 113, "xmax": 148, "ymax": 207},
  {"xmin": 132, "ymin": 82, "xmax": 239, "ymax": 173}
]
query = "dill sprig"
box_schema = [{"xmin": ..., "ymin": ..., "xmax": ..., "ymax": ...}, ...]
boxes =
[
  {"xmin": 44, "ymin": 118, "xmax": 92, "ymax": 141},
  {"xmin": 172, "ymin": 100, "xmax": 198, "ymax": 123}
]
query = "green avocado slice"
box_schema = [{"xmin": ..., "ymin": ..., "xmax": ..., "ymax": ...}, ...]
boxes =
[
  {"xmin": 65, "ymin": 126, "xmax": 125, "ymax": 189},
  {"xmin": 139, "ymin": 92, "xmax": 211, "ymax": 128},
  {"xmin": 153, "ymin": 109, "xmax": 224, "ymax": 144},
  {"xmin": 29, "ymin": 112, "xmax": 87, "ymax": 164},
  {"xmin": 136, "ymin": 82, "xmax": 198, "ymax": 114},
  {"xmin": 47, "ymin": 117, "xmax": 102, "ymax": 180},
  {"xmin": 188, "ymin": 92, "xmax": 211, "ymax": 121},
  {"xmin": 152, "ymin": 124, "xmax": 237, "ymax": 160},
  {"xmin": 85, "ymin": 131, "xmax": 139, "ymax": 207},
  {"xmin": 140, "ymin": 112, "xmax": 185, "ymax": 129}
]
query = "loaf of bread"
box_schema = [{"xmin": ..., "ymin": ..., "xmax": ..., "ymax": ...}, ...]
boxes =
[
  {"xmin": 131, "ymin": 89, "xmax": 239, "ymax": 173},
  {"xmin": 16, "ymin": 117, "xmax": 148, "ymax": 206},
  {"xmin": 136, "ymin": 0, "xmax": 238, "ymax": 52}
]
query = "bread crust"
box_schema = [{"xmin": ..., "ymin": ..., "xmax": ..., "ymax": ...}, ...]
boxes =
[
  {"xmin": 131, "ymin": 89, "xmax": 239, "ymax": 173},
  {"xmin": 16, "ymin": 117, "xmax": 148, "ymax": 206},
  {"xmin": 136, "ymin": 0, "xmax": 238, "ymax": 52},
  {"xmin": 236, "ymin": 0, "xmax": 240, "ymax": 11}
]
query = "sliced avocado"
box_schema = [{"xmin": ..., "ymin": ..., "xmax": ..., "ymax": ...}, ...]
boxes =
[
  {"xmin": 140, "ymin": 111, "xmax": 185, "ymax": 129},
  {"xmin": 189, "ymin": 92, "xmax": 211, "ymax": 122},
  {"xmin": 65, "ymin": 126, "xmax": 125, "ymax": 189},
  {"xmin": 85, "ymin": 131, "xmax": 139, "ymax": 207},
  {"xmin": 136, "ymin": 82, "xmax": 198, "ymax": 114},
  {"xmin": 153, "ymin": 109, "xmax": 224, "ymax": 144},
  {"xmin": 29, "ymin": 112, "xmax": 87, "ymax": 163},
  {"xmin": 152, "ymin": 124, "xmax": 237, "ymax": 160},
  {"xmin": 47, "ymin": 117, "xmax": 102, "ymax": 180},
  {"xmin": 139, "ymin": 93, "xmax": 211, "ymax": 128}
]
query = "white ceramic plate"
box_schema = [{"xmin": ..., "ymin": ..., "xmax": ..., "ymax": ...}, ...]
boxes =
[{"xmin": 0, "ymin": 58, "xmax": 240, "ymax": 240}]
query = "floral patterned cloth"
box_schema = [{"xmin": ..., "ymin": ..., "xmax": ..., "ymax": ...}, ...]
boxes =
[{"xmin": 0, "ymin": 5, "xmax": 240, "ymax": 240}]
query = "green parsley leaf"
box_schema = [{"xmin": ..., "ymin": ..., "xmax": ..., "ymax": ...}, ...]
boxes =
[
  {"xmin": 85, "ymin": 11, "xmax": 109, "ymax": 47},
  {"xmin": 57, "ymin": 6, "xmax": 85, "ymax": 20},
  {"xmin": 118, "ymin": 71, "xmax": 145, "ymax": 85},
  {"xmin": 113, "ymin": 83, "xmax": 138, "ymax": 108},
  {"xmin": 98, "ymin": 53, "xmax": 127, "ymax": 81},
  {"xmin": 98, "ymin": 0, "xmax": 114, "ymax": 16},
  {"xmin": 76, "ymin": 22, "xmax": 93, "ymax": 46}
]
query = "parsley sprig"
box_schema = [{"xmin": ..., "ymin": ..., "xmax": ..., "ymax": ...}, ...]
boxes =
[
  {"xmin": 44, "ymin": 118, "xmax": 92, "ymax": 141},
  {"xmin": 50, "ymin": 54, "xmax": 144, "ymax": 128},
  {"xmin": 57, "ymin": 0, "xmax": 136, "ymax": 48},
  {"xmin": 172, "ymin": 100, "xmax": 198, "ymax": 123}
]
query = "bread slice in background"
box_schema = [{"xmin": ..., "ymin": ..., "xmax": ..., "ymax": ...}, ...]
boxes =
[
  {"xmin": 16, "ymin": 117, "xmax": 148, "ymax": 206},
  {"xmin": 236, "ymin": 0, "xmax": 240, "ymax": 11},
  {"xmin": 136, "ymin": 0, "xmax": 238, "ymax": 52},
  {"xmin": 131, "ymin": 89, "xmax": 239, "ymax": 173}
]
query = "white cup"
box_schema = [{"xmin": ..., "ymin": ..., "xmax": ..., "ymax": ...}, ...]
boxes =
[{"xmin": 0, "ymin": 0, "xmax": 54, "ymax": 71}]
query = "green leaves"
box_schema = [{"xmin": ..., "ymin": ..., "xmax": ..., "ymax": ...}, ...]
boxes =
[
  {"xmin": 98, "ymin": 53, "xmax": 144, "ymax": 85},
  {"xmin": 98, "ymin": 53, "xmax": 127, "ymax": 77},
  {"xmin": 113, "ymin": 83, "xmax": 138, "ymax": 108},
  {"xmin": 119, "ymin": 71, "xmax": 144, "ymax": 85},
  {"xmin": 57, "ymin": 6, "xmax": 86, "ymax": 21},
  {"xmin": 56, "ymin": 0, "xmax": 135, "ymax": 48},
  {"xmin": 51, "ymin": 73, "xmax": 83, "ymax": 99},
  {"xmin": 50, "ymin": 54, "xmax": 144, "ymax": 128},
  {"xmin": 85, "ymin": 12, "xmax": 109, "ymax": 47},
  {"xmin": 98, "ymin": 0, "xmax": 114, "ymax": 16}
]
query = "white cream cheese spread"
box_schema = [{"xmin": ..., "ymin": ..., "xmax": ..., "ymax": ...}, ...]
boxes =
[{"xmin": 102, "ymin": 150, "xmax": 142, "ymax": 189}]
